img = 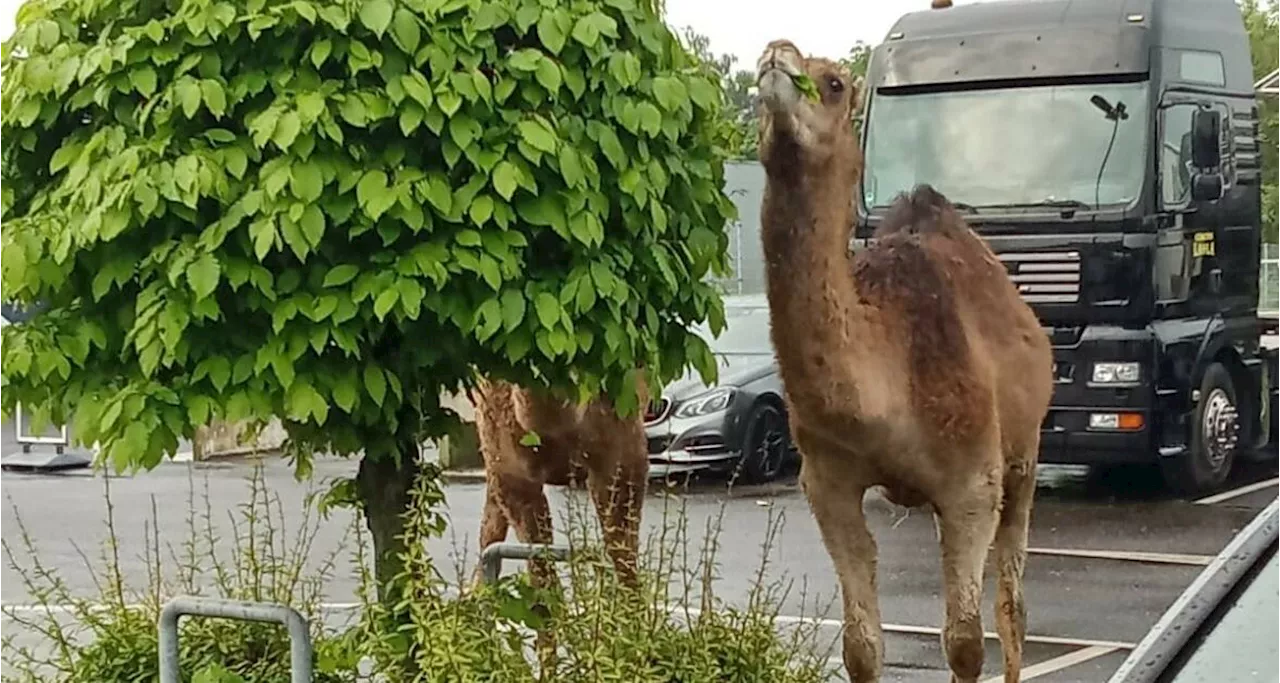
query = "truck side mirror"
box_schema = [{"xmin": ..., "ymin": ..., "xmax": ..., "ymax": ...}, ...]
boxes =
[
  {"xmin": 1190, "ymin": 108, "xmax": 1221, "ymax": 169},
  {"xmin": 1190, "ymin": 172, "xmax": 1223, "ymax": 202}
]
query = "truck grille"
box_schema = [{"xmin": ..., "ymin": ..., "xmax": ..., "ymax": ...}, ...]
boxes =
[{"xmin": 999, "ymin": 251, "xmax": 1081, "ymax": 304}]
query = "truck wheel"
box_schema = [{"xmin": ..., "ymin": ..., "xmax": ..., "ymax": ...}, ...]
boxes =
[{"xmin": 1161, "ymin": 362, "xmax": 1241, "ymax": 495}]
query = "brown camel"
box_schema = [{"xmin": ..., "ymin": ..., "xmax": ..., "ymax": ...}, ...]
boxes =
[
  {"xmin": 754, "ymin": 40, "xmax": 1054, "ymax": 683},
  {"xmin": 468, "ymin": 377, "xmax": 648, "ymax": 591}
]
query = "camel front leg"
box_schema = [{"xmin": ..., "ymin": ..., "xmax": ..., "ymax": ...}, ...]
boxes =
[
  {"xmin": 935, "ymin": 476, "xmax": 1003, "ymax": 683},
  {"xmin": 470, "ymin": 476, "xmax": 511, "ymax": 590},
  {"xmin": 797, "ymin": 450, "xmax": 882, "ymax": 682},
  {"xmin": 993, "ymin": 456, "xmax": 1037, "ymax": 683}
]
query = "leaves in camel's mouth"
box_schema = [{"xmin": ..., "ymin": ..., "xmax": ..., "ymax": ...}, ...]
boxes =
[{"xmin": 791, "ymin": 74, "xmax": 820, "ymax": 102}]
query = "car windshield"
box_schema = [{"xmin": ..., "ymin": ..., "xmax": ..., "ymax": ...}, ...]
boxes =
[
  {"xmin": 1162, "ymin": 549, "xmax": 1279, "ymax": 683},
  {"xmin": 694, "ymin": 304, "xmax": 774, "ymax": 356},
  {"xmin": 862, "ymin": 81, "xmax": 1149, "ymax": 211}
]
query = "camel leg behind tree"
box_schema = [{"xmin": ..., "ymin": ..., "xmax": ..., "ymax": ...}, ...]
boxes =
[
  {"xmin": 470, "ymin": 378, "xmax": 647, "ymax": 591},
  {"xmin": 754, "ymin": 39, "xmax": 1053, "ymax": 683}
]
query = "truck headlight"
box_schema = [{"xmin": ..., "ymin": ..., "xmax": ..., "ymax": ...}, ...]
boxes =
[
  {"xmin": 1091, "ymin": 362, "xmax": 1140, "ymax": 384},
  {"xmin": 673, "ymin": 388, "xmax": 735, "ymax": 419}
]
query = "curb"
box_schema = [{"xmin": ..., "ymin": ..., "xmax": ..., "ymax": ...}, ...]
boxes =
[{"xmin": 440, "ymin": 469, "xmax": 487, "ymax": 484}]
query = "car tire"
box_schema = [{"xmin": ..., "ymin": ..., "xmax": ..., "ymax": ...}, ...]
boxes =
[
  {"xmin": 1161, "ymin": 362, "xmax": 1241, "ymax": 496},
  {"xmin": 735, "ymin": 403, "xmax": 790, "ymax": 484}
]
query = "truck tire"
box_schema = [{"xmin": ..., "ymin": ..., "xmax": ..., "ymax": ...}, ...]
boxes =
[{"xmin": 1161, "ymin": 362, "xmax": 1240, "ymax": 495}]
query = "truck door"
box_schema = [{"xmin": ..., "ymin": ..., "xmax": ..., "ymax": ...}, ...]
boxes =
[{"xmin": 1155, "ymin": 96, "xmax": 1240, "ymax": 316}]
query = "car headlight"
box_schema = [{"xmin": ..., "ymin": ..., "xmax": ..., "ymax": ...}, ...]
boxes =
[
  {"xmin": 1091, "ymin": 362, "xmax": 1140, "ymax": 384},
  {"xmin": 673, "ymin": 388, "xmax": 736, "ymax": 419}
]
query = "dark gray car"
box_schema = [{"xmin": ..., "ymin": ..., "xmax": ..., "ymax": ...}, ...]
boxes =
[{"xmin": 643, "ymin": 294, "xmax": 795, "ymax": 483}]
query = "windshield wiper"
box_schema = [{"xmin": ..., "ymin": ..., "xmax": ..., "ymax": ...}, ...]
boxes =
[{"xmin": 974, "ymin": 198, "xmax": 1091, "ymax": 213}]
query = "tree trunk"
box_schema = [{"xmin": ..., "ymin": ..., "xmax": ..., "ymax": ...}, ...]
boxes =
[{"xmin": 356, "ymin": 437, "xmax": 421, "ymax": 605}]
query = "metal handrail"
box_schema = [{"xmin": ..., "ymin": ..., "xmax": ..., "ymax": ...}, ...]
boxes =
[{"xmin": 158, "ymin": 596, "xmax": 312, "ymax": 683}]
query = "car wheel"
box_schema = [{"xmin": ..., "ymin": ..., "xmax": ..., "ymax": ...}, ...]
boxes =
[
  {"xmin": 735, "ymin": 403, "xmax": 790, "ymax": 484},
  {"xmin": 1161, "ymin": 362, "xmax": 1240, "ymax": 496}
]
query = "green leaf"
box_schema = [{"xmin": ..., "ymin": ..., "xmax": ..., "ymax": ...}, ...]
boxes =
[
  {"xmin": 571, "ymin": 15, "xmax": 600, "ymax": 47},
  {"xmin": 323, "ymin": 264, "xmax": 359, "ymax": 287},
  {"xmin": 373, "ymin": 288, "xmax": 399, "ymax": 320},
  {"xmin": 332, "ymin": 374, "xmax": 358, "ymax": 412},
  {"xmin": 225, "ymin": 147, "xmax": 249, "ymax": 179},
  {"xmin": 792, "ymin": 73, "xmax": 820, "ymax": 102},
  {"xmin": 558, "ymin": 146, "xmax": 584, "ymax": 188},
  {"xmin": 130, "ymin": 66, "xmax": 157, "ymax": 96},
  {"xmin": 508, "ymin": 48, "xmax": 543, "ymax": 72},
  {"xmin": 290, "ymin": 162, "xmax": 324, "ymax": 202},
  {"xmin": 519, "ymin": 431, "xmax": 541, "ymax": 447},
  {"xmin": 535, "ymin": 59, "xmax": 561, "ymax": 94},
  {"xmin": 359, "ymin": 0, "xmax": 393, "ymax": 37},
  {"xmin": 596, "ymin": 127, "xmax": 625, "ymax": 168},
  {"xmin": 178, "ymin": 80, "xmax": 202, "ymax": 118},
  {"xmin": 534, "ymin": 292, "xmax": 560, "ymax": 329},
  {"xmin": 517, "ymin": 119, "xmax": 557, "ymax": 154},
  {"xmin": 470, "ymin": 195, "xmax": 494, "ymax": 225},
  {"xmin": 501, "ymin": 289, "xmax": 526, "ymax": 331},
  {"xmin": 187, "ymin": 254, "xmax": 221, "ymax": 300},
  {"xmin": 272, "ymin": 112, "xmax": 301, "ymax": 149},
  {"xmin": 448, "ymin": 114, "xmax": 480, "ymax": 150},
  {"xmin": 537, "ymin": 10, "xmax": 570, "ymax": 54},
  {"xmin": 391, "ymin": 9, "xmax": 421, "ymax": 53},
  {"xmin": 364, "ymin": 366, "xmax": 387, "ymax": 406},
  {"xmin": 300, "ymin": 205, "xmax": 325, "ymax": 247},
  {"xmin": 357, "ymin": 170, "xmax": 390, "ymax": 217},
  {"xmin": 492, "ymin": 161, "xmax": 519, "ymax": 201},
  {"xmin": 201, "ymin": 80, "xmax": 227, "ymax": 117},
  {"xmin": 310, "ymin": 38, "xmax": 332, "ymax": 68},
  {"xmin": 651, "ymin": 76, "xmax": 687, "ymax": 112}
]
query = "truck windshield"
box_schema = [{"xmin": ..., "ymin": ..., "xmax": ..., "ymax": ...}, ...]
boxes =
[{"xmin": 862, "ymin": 81, "xmax": 1149, "ymax": 212}]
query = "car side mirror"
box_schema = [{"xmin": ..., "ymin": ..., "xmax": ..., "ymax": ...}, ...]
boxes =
[
  {"xmin": 1190, "ymin": 108, "xmax": 1221, "ymax": 169},
  {"xmin": 1190, "ymin": 172, "xmax": 1223, "ymax": 202}
]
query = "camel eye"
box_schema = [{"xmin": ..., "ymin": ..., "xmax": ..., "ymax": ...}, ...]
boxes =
[{"xmin": 828, "ymin": 77, "xmax": 844, "ymax": 93}]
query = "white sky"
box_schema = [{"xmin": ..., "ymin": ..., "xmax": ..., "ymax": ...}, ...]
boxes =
[
  {"xmin": 0, "ymin": 0, "xmax": 976, "ymax": 65},
  {"xmin": 663, "ymin": 0, "xmax": 970, "ymax": 68}
]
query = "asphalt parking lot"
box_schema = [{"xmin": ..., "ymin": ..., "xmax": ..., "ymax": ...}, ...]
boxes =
[{"xmin": 1, "ymin": 454, "xmax": 1276, "ymax": 682}]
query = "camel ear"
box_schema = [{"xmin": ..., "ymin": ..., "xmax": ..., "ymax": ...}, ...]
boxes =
[{"xmin": 849, "ymin": 76, "xmax": 864, "ymax": 119}]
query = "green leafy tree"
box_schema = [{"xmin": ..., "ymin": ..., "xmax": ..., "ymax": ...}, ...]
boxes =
[
  {"xmin": 1239, "ymin": 0, "xmax": 1277, "ymax": 242},
  {"xmin": 0, "ymin": 0, "xmax": 735, "ymax": 597}
]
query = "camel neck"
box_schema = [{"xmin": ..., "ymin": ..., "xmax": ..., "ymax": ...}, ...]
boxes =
[{"xmin": 760, "ymin": 155, "xmax": 871, "ymax": 399}]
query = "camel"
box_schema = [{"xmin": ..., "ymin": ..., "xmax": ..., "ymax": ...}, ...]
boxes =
[
  {"xmin": 468, "ymin": 377, "xmax": 648, "ymax": 592},
  {"xmin": 753, "ymin": 40, "xmax": 1054, "ymax": 683}
]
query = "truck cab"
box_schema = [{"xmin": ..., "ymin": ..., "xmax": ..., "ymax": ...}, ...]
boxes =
[{"xmin": 857, "ymin": 0, "xmax": 1278, "ymax": 494}]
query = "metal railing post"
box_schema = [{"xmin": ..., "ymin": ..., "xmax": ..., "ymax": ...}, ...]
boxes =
[
  {"xmin": 158, "ymin": 596, "xmax": 312, "ymax": 683},
  {"xmin": 479, "ymin": 542, "xmax": 572, "ymax": 585}
]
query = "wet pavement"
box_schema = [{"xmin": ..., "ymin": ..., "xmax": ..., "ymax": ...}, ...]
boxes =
[{"xmin": 1, "ymin": 454, "xmax": 1276, "ymax": 682}]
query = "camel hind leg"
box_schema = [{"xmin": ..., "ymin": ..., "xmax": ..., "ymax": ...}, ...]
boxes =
[
  {"xmin": 935, "ymin": 472, "xmax": 1002, "ymax": 683},
  {"xmin": 993, "ymin": 452, "xmax": 1037, "ymax": 683},
  {"xmin": 583, "ymin": 413, "xmax": 648, "ymax": 589}
]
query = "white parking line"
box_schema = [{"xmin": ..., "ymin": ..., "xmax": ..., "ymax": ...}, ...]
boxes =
[
  {"xmin": 1027, "ymin": 546, "xmax": 1213, "ymax": 566},
  {"xmin": 751, "ymin": 612, "xmax": 1136, "ymax": 650},
  {"xmin": 1193, "ymin": 477, "xmax": 1279, "ymax": 505},
  {"xmin": 980, "ymin": 644, "xmax": 1121, "ymax": 683}
]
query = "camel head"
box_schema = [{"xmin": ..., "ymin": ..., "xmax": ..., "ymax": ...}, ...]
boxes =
[{"xmin": 756, "ymin": 39, "xmax": 861, "ymax": 175}]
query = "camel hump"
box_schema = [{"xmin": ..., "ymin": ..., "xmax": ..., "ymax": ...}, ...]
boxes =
[
  {"xmin": 853, "ymin": 231, "xmax": 988, "ymax": 440},
  {"xmin": 875, "ymin": 184, "xmax": 965, "ymax": 238}
]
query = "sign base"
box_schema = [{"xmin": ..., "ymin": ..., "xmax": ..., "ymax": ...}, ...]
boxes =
[{"xmin": 1, "ymin": 447, "xmax": 93, "ymax": 472}]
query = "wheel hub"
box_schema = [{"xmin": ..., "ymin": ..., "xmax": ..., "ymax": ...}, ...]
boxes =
[{"xmin": 1202, "ymin": 388, "xmax": 1239, "ymax": 469}]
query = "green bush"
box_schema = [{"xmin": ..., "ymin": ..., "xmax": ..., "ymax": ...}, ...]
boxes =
[{"xmin": 3, "ymin": 463, "xmax": 838, "ymax": 683}]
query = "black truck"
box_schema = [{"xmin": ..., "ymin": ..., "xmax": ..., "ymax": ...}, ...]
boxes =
[{"xmin": 857, "ymin": 0, "xmax": 1279, "ymax": 494}]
